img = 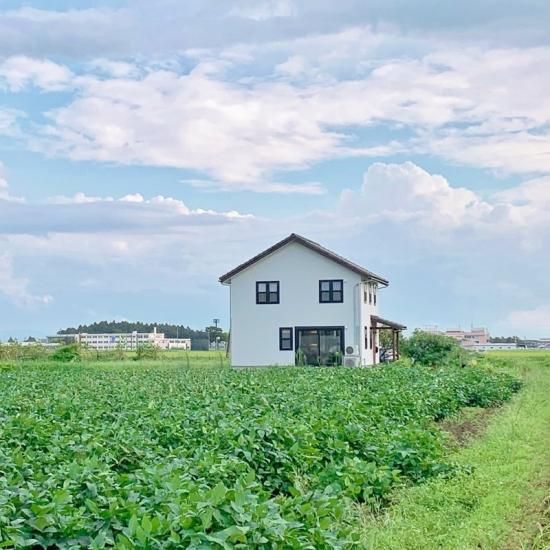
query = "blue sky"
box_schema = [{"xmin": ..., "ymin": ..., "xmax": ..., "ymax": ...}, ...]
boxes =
[{"xmin": 1, "ymin": 0, "xmax": 550, "ymax": 339}]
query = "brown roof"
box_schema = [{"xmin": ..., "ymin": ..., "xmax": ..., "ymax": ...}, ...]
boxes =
[
  {"xmin": 219, "ymin": 233, "xmax": 389, "ymax": 285},
  {"xmin": 371, "ymin": 315, "xmax": 407, "ymax": 331}
]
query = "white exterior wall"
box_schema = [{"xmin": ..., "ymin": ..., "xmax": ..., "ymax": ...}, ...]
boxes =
[
  {"xmin": 228, "ymin": 241, "xmax": 374, "ymax": 367},
  {"xmin": 359, "ymin": 282, "xmax": 379, "ymax": 365}
]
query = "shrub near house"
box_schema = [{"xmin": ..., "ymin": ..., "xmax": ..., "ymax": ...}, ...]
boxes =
[{"xmin": 402, "ymin": 330, "xmax": 463, "ymax": 367}]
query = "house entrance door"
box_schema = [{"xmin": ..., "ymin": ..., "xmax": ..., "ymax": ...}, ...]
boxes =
[{"xmin": 295, "ymin": 327, "xmax": 344, "ymax": 366}]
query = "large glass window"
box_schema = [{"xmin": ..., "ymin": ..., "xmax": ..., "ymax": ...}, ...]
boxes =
[
  {"xmin": 319, "ymin": 279, "xmax": 343, "ymax": 303},
  {"xmin": 256, "ymin": 281, "xmax": 280, "ymax": 304}
]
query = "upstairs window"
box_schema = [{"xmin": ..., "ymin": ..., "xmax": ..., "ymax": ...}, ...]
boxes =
[
  {"xmin": 319, "ymin": 279, "xmax": 343, "ymax": 303},
  {"xmin": 256, "ymin": 281, "xmax": 280, "ymax": 304},
  {"xmin": 279, "ymin": 327, "xmax": 293, "ymax": 350}
]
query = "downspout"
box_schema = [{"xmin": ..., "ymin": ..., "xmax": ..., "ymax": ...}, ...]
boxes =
[
  {"xmin": 353, "ymin": 282, "xmax": 362, "ymax": 356},
  {"xmin": 227, "ymin": 282, "xmax": 232, "ymax": 361}
]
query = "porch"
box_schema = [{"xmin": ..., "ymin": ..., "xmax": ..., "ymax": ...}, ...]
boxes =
[{"xmin": 370, "ymin": 315, "xmax": 407, "ymax": 363}]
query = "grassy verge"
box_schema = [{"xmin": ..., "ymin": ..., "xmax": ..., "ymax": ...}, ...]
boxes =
[{"xmin": 360, "ymin": 353, "xmax": 550, "ymax": 549}]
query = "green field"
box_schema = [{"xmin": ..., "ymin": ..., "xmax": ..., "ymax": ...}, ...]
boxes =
[
  {"xmin": 0, "ymin": 353, "xmax": 547, "ymax": 548},
  {"xmin": 0, "ymin": 346, "xmax": 229, "ymax": 365}
]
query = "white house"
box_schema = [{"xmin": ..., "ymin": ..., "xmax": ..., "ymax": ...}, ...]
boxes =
[{"xmin": 219, "ymin": 233, "xmax": 405, "ymax": 367}]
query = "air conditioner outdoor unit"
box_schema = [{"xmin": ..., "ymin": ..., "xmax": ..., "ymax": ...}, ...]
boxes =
[
  {"xmin": 344, "ymin": 356, "xmax": 360, "ymax": 367},
  {"xmin": 345, "ymin": 345, "xmax": 359, "ymax": 355}
]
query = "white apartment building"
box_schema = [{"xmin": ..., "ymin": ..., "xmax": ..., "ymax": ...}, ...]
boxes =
[{"xmin": 77, "ymin": 328, "xmax": 190, "ymax": 351}]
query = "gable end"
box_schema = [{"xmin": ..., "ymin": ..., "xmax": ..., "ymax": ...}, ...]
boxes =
[{"xmin": 219, "ymin": 233, "xmax": 389, "ymax": 286}]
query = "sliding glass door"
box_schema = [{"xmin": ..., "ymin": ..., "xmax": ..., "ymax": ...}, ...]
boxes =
[{"xmin": 295, "ymin": 327, "xmax": 344, "ymax": 366}]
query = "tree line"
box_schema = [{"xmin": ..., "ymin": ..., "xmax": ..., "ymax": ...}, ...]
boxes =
[{"xmin": 57, "ymin": 321, "xmax": 208, "ymax": 339}]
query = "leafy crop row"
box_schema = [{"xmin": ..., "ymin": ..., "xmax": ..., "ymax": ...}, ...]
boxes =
[{"xmin": 0, "ymin": 362, "xmax": 520, "ymax": 548}]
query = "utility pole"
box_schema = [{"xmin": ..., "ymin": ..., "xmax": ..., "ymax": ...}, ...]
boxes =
[{"xmin": 213, "ymin": 318, "xmax": 220, "ymax": 350}]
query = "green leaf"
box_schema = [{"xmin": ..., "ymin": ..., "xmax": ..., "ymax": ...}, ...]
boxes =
[{"xmin": 209, "ymin": 482, "xmax": 227, "ymax": 505}]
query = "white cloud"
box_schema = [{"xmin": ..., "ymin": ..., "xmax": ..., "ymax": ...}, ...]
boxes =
[
  {"xmin": 0, "ymin": 165, "xmax": 253, "ymax": 236},
  {"xmin": 329, "ymin": 162, "xmax": 550, "ymax": 264},
  {"xmin": 494, "ymin": 175, "xmax": 550, "ymax": 205},
  {"xmin": 29, "ymin": 68, "xmax": 343, "ymax": 186},
  {"xmin": 47, "ymin": 192, "xmax": 114, "ymax": 205},
  {"xmin": 0, "ymin": 252, "xmax": 53, "ymax": 307},
  {"xmin": 1, "ymin": 160, "xmax": 549, "ymax": 335},
  {"xmin": 183, "ymin": 178, "xmax": 326, "ymax": 194},
  {"xmin": 0, "ymin": 38, "xmax": 545, "ymax": 189},
  {"xmin": 339, "ymin": 161, "xmax": 492, "ymax": 228},
  {"xmin": 0, "ymin": 7, "xmax": 127, "ymax": 58},
  {"xmin": 87, "ymin": 58, "xmax": 140, "ymax": 78},
  {"xmin": 1, "ymin": 1, "xmax": 549, "ymax": 62},
  {"xmin": 0, "ymin": 195, "xmax": 253, "ymax": 235},
  {"xmin": 0, "ymin": 56, "xmax": 73, "ymax": 91}
]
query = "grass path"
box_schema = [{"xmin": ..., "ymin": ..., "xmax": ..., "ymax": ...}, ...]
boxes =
[{"xmin": 360, "ymin": 354, "xmax": 550, "ymax": 549}]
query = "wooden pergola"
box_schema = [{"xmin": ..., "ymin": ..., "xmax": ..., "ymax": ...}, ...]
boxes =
[{"xmin": 370, "ymin": 315, "xmax": 407, "ymax": 363}]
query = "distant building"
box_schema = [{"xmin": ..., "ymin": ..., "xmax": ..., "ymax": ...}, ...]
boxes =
[
  {"xmin": 522, "ymin": 338, "xmax": 550, "ymax": 349},
  {"xmin": 422, "ymin": 325, "xmax": 490, "ymax": 348},
  {"xmin": 75, "ymin": 328, "xmax": 190, "ymax": 351},
  {"xmin": 19, "ymin": 339, "xmax": 59, "ymax": 348},
  {"xmin": 471, "ymin": 343, "xmax": 518, "ymax": 351}
]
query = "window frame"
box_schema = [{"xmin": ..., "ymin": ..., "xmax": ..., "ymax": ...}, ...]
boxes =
[
  {"xmin": 256, "ymin": 280, "xmax": 280, "ymax": 304},
  {"xmin": 319, "ymin": 279, "xmax": 344, "ymax": 303},
  {"xmin": 279, "ymin": 327, "xmax": 293, "ymax": 351}
]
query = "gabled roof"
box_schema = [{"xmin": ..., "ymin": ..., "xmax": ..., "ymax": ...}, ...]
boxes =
[{"xmin": 219, "ymin": 233, "xmax": 389, "ymax": 285}]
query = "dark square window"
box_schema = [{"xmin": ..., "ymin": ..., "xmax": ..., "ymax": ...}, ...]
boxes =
[
  {"xmin": 279, "ymin": 327, "xmax": 293, "ymax": 350},
  {"xmin": 256, "ymin": 281, "xmax": 279, "ymax": 304},
  {"xmin": 319, "ymin": 279, "xmax": 344, "ymax": 303}
]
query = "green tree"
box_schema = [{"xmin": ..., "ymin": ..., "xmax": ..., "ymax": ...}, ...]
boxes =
[
  {"xmin": 205, "ymin": 325, "xmax": 224, "ymax": 344},
  {"xmin": 401, "ymin": 330, "xmax": 461, "ymax": 367},
  {"xmin": 489, "ymin": 336, "xmax": 520, "ymax": 344}
]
